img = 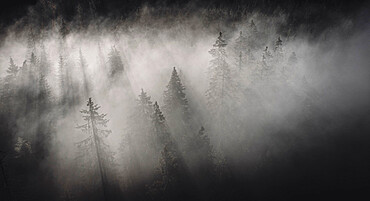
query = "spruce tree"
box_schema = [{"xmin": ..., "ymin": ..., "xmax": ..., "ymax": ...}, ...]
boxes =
[
  {"xmin": 1, "ymin": 58, "xmax": 19, "ymax": 113},
  {"xmin": 119, "ymin": 89, "xmax": 155, "ymax": 186},
  {"xmin": 76, "ymin": 98, "xmax": 116, "ymax": 200},
  {"xmin": 193, "ymin": 126, "xmax": 214, "ymax": 165},
  {"xmin": 233, "ymin": 31, "xmax": 247, "ymax": 71},
  {"xmin": 163, "ymin": 67, "xmax": 189, "ymax": 120},
  {"xmin": 274, "ymin": 36, "xmax": 284, "ymax": 63},
  {"xmin": 163, "ymin": 67, "xmax": 192, "ymax": 148},
  {"xmin": 107, "ymin": 46, "xmax": 124, "ymax": 80},
  {"xmin": 58, "ymin": 55, "xmax": 66, "ymax": 104},
  {"xmin": 259, "ymin": 46, "xmax": 273, "ymax": 79},
  {"xmin": 34, "ymin": 74, "xmax": 53, "ymax": 160},
  {"xmin": 151, "ymin": 101, "xmax": 171, "ymax": 148},
  {"xmin": 247, "ymin": 20, "xmax": 259, "ymax": 50},
  {"xmin": 206, "ymin": 32, "xmax": 238, "ymax": 122}
]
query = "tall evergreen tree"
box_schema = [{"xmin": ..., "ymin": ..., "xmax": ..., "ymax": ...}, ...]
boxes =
[
  {"xmin": 273, "ymin": 36, "xmax": 284, "ymax": 64},
  {"xmin": 34, "ymin": 74, "xmax": 53, "ymax": 160},
  {"xmin": 163, "ymin": 67, "xmax": 189, "ymax": 120},
  {"xmin": 1, "ymin": 58, "xmax": 19, "ymax": 113},
  {"xmin": 58, "ymin": 55, "xmax": 66, "ymax": 104},
  {"xmin": 192, "ymin": 126, "xmax": 214, "ymax": 167},
  {"xmin": 151, "ymin": 101, "xmax": 172, "ymax": 149},
  {"xmin": 119, "ymin": 89, "xmax": 155, "ymax": 187},
  {"xmin": 259, "ymin": 46, "xmax": 273, "ymax": 79},
  {"xmin": 206, "ymin": 32, "xmax": 238, "ymax": 122},
  {"xmin": 163, "ymin": 67, "xmax": 192, "ymax": 147},
  {"xmin": 107, "ymin": 46, "xmax": 124, "ymax": 81},
  {"xmin": 149, "ymin": 102, "xmax": 192, "ymax": 200},
  {"xmin": 247, "ymin": 20, "xmax": 259, "ymax": 50},
  {"xmin": 75, "ymin": 98, "xmax": 116, "ymax": 200},
  {"xmin": 232, "ymin": 31, "xmax": 247, "ymax": 71}
]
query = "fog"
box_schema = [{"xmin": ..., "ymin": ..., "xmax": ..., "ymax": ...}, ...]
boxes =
[{"xmin": 0, "ymin": 1, "xmax": 369, "ymax": 201}]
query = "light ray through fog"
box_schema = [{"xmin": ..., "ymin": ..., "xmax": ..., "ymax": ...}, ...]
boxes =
[{"xmin": 0, "ymin": 1, "xmax": 369, "ymax": 201}]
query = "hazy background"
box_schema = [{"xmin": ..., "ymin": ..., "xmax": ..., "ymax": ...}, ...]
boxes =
[{"xmin": 0, "ymin": 0, "xmax": 369, "ymax": 201}]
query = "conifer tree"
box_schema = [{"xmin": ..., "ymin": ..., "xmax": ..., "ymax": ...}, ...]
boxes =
[
  {"xmin": 247, "ymin": 20, "xmax": 259, "ymax": 50},
  {"xmin": 133, "ymin": 89, "xmax": 155, "ymax": 149},
  {"xmin": 233, "ymin": 31, "xmax": 247, "ymax": 71},
  {"xmin": 151, "ymin": 101, "xmax": 172, "ymax": 149},
  {"xmin": 1, "ymin": 58, "xmax": 19, "ymax": 113},
  {"xmin": 163, "ymin": 67, "xmax": 192, "ymax": 147},
  {"xmin": 149, "ymin": 104, "xmax": 191, "ymax": 200},
  {"xmin": 163, "ymin": 67, "xmax": 189, "ymax": 120},
  {"xmin": 206, "ymin": 32, "xmax": 238, "ymax": 121},
  {"xmin": 58, "ymin": 55, "xmax": 66, "ymax": 103},
  {"xmin": 250, "ymin": 20, "xmax": 258, "ymax": 35},
  {"xmin": 76, "ymin": 98, "xmax": 116, "ymax": 200},
  {"xmin": 259, "ymin": 46, "xmax": 273, "ymax": 79},
  {"xmin": 107, "ymin": 46, "xmax": 124, "ymax": 80},
  {"xmin": 59, "ymin": 17, "xmax": 69, "ymax": 40},
  {"xmin": 274, "ymin": 36, "xmax": 284, "ymax": 63},
  {"xmin": 192, "ymin": 126, "xmax": 214, "ymax": 165},
  {"xmin": 119, "ymin": 89, "xmax": 155, "ymax": 186},
  {"xmin": 34, "ymin": 74, "xmax": 53, "ymax": 160}
]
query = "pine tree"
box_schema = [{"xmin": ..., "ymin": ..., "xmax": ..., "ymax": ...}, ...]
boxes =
[
  {"xmin": 206, "ymin": 32, "xmax": 238, "ymax": 121},
  {"xmin": 163, "ymin": 67, "xmax": 192, "ymax": 147},
  {"xmin": 76, "ymin": 98, "xmax": 116, "ymax": 200},
  {"xmin": 37, "ymin": 74, "xmax": 52, "ymax": 112},
  {"xmin": 59, "ymin": 17, "xmax": 69, "ymax": 39},
  {"xmin": 27, "ymin": 28, "xmax": 37, "ymax": 58},
  {"xmin": 247, "ymin": 20, "xmax": 259, "ymax": 50},
  {"xmin": 149, "ymin": 133, "xmax": 190, "ymax": 201},
  {"xmin": 151, "ymin": 101, "xmax": 172, "ymax": 149},
  {"xmin": 1, "ymin": 58, "xmax": 19, "ymax": 113},
  {"xmin": 250, "ymin": 20, "xmax": 258, "ymax": 35},
  {"xmin": 274, "ymin": 36, "xmax": 283, "ymax": 52},
  {"xmin": 29, "ymin": 52, "xmax": 38, "ymax": 74},
  {"xmin": 133, "ymin": 89, "xmax": 155, "ymax": 149},
  {"xmin": 193, "ymin": 127, "xmax": 214, "ymax": 165},
  {"xmin": 233, "ymin": 31, "xmax": 247, "ymax": 71},
  {"xmin": 119, "ymin": 89, "xmax": 155, "ymax": 186},
  {"xmin": 58, "ymin": 55, "xmax": 66, "ymax": 103},
  {"xmin": 274, "ymin": 36, "xmax": 284, "ymax": 62},
  {"xmin": 34, "ymin": 74, "xmax": 53, "ymax": 160},
  {"xmin": 259, "ymin": 46, "xmax": 273, "ymax": 79},
  {"xmin": 163, "ymin": 67, "xmax": 189, "ymax": 120},
  {"xmin": 107, "ymin": 46, "xmax": 124, "ymax": 80},
  {"xmin": 188, "ymin": 126, "xmax": 216, "ymax": 179}
]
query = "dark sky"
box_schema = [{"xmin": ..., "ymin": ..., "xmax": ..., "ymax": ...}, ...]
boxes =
[{"xmin": 0, "ymin": 0, "xmax": 367, "ymax": 27}]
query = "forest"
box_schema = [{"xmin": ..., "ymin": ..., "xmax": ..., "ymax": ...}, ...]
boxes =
[{"xmin": 0, "ymin": 0, "xmax": 369, "ymax": 201}]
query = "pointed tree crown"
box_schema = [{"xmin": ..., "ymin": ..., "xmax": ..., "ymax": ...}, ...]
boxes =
[
  {"xmin": 152, "ymin": 101, "xmax": 165, "ymax": 124},
  {"xmin": 6, "ymin": 58, "xmax": 19, "ymax": 77},
  {"xmin": 163, "ymin": 67, "xmax": 188, "ymax": 117},
  {"xmin": 214, "ymin": 32, "xmax": 227, "ymax": 48}
]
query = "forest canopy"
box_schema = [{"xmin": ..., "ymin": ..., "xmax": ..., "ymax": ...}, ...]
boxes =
[{"xmin": 0, "ymin": 0, "xmax": 369, "ymax": 201}]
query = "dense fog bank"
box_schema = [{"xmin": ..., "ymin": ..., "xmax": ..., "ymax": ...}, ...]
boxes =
[{"xmin": 0, "ymin": 1, "xmax": 369, "ymax": 200}]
